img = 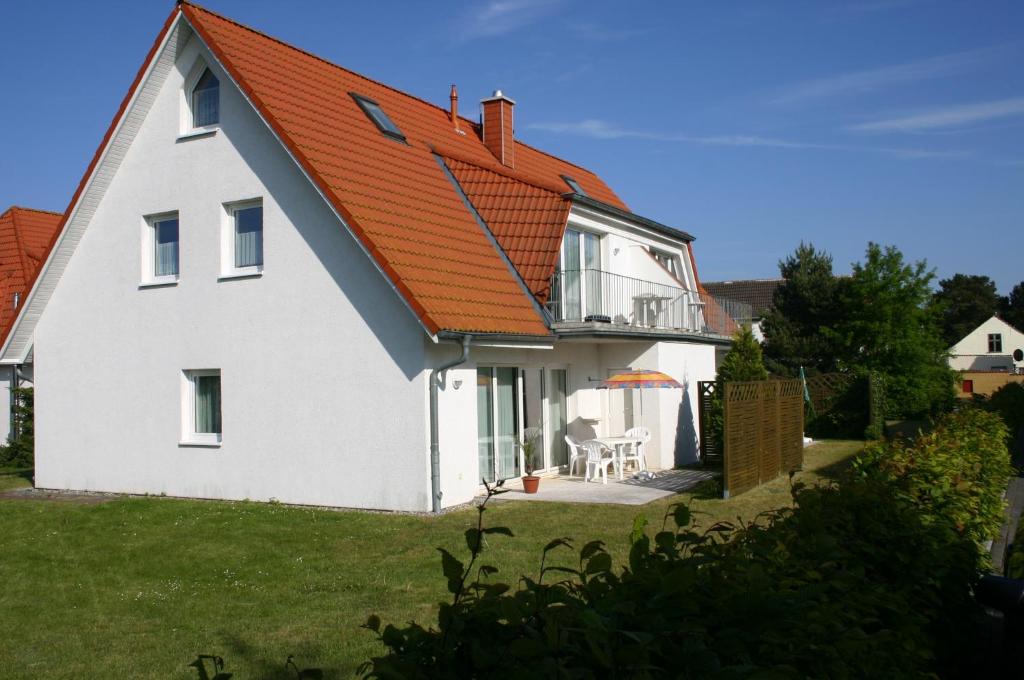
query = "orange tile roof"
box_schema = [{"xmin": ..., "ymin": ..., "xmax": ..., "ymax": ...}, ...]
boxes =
[
  {"xmin": 0, "ymin": 207, "xmax": 63, "ymax": 347},
  {"xmin": 443, "ymin": 156, "xmax": 571, "ymax": 302},
  {"xmin": 179, "ymin": 3, "xmax": 635, "ymax": 336}
]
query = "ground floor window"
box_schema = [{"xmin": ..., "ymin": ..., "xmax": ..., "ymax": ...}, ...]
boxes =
[{"xmin": 182, "ymin": 369, "xmax": 221, "ymax": 445}]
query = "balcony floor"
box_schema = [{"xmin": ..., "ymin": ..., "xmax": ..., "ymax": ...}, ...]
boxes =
[{"xmin": 488, "ymin": 468, "xmax": 718, "ymax": 506}]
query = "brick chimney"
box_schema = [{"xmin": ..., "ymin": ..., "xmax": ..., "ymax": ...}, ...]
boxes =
[{"xmin": 481, "ymin": 90, "xmax": 515, "ymax": 168}]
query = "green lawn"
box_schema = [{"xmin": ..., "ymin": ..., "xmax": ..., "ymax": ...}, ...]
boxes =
[{"xmin": 0, "ymin": 440, "xmax": 861, "ymax": 679}]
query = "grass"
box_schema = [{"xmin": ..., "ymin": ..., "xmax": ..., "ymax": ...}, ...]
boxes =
[{"xmin": 0, "ymin": 440, "xmax": 861, "ymax": 679}]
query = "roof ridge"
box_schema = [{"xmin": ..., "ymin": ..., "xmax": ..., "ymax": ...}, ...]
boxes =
[
  {"xmin": 181, "ymin": 2, "xmax": 484, "ymax": 130},
  {"xmin": 436, "ymin": 147, "xmax": 570, "ymax": 197},
  {"xmin": 8, "ymin": 206, "xmax": 63, "ymax": 217},
  {"xmin": 179, "ymin": 2, "xmax": 611, "ymax": 183}
]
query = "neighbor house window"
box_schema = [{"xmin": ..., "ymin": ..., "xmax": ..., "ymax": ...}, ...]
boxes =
[
  {"xmin": 221, "ymin": 200, "xmax": 263, "ymax": 277},
  {"xmin": 962, "ymin": 379, "xmax": 974, "ymax": 394},
  {"xmin": 988, "ymin": 333, "xmax": 1003, "ymax": 353},
  {"xmin": 192, "ymin": 68, "xmax": 220, "ymax": 128},
  {"xmin": 182, "ymin": 370, "xmax": 221, "ymax": 445},
  {"xmin": 142, "ymin": 212, "xmax": 179, "ymax": 285}
]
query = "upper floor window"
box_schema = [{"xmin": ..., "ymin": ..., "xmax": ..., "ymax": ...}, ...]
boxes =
[
  {"xmin": 552, "ymin": 229, "xmax": 602, "ymax": 320},
  {"xmin": 989, "ymin": 333, "xmax": 1003, "ymax": 353},
  {"xmin": 191, "ymin": 68, "xmax": 220, "ymax": 128},
  {"xmin": 221, "ymin": 199, "xmax": 263, "ymax": 278},
  {"xmin": 350, "ymin": 93, "xmax": 405, "ymax": 142},
  {"xmin": 651, "ymin": 249, "xmax": 680, "ymax": 278},
  {"xmin": 142, "ymin": 212, "xmax": 179, "ymax": 285}
]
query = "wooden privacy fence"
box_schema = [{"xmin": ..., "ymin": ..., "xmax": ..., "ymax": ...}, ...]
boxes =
[{"xmin": 723, "ymin": 379, "xmax": 804, "ymax": 498}]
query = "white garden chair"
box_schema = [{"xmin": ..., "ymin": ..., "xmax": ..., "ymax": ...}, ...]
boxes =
[
  {"xmin": 581, "ymin": 439, "xmax": 616, "ymax": 484},
  {"xmin": 565, "ymin": 435, "xmax": 585, "ymax": 477},
  {"xmin": 623, "ymin": 426, "xmax": 652, "ymax": 472}
]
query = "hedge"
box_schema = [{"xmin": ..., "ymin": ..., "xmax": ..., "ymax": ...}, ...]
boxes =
[{"xmin": 361, "ymin": 410, "xmax": 1012, "ymax": 678}]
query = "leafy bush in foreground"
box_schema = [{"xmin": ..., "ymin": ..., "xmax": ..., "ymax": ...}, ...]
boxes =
[
  {"xmin": 361, "ymin": 410, "xmax": 1009, "ymax": 678},
  {"xmin": 853, "ymin": 408, "xmax": 1013, "ymax": 546}
]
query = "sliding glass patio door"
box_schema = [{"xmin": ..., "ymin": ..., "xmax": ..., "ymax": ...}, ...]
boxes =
[{"xmin": 477, "ymin": 367, "xmax": 522, "ymax": 483}]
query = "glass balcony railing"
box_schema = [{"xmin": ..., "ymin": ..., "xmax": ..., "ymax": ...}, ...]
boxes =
[{"xmin": 547, "ymin": 269, "xmax": 752, "ymax": 337}]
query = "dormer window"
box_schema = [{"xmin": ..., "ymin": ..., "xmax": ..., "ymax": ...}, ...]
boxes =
[
  {"xmin": 561, "ymin": 175, "xmax": 586, "ymax": 196},
  {"xmin": 191, "ymin": 68, "xmax": 220, "ymax": 128},
  {"xmin": 351, "ymin": 93, "xmax": 405, "ymax": 142}
]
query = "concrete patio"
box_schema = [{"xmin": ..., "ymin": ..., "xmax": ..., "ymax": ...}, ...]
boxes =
[{"xmin": 490, "ymin": 468, "xmax": 719, "ymax": 506}]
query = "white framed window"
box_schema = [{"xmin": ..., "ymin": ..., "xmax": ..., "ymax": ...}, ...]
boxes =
[
  {"xmin": 141, "ymin": 212, "xmax": 179, "ymax": 286},
  {"xmin": 651, "ymin": 249, "xmax": 680, "ymax": 278},
  {"xmin": 181, "ymin": 369, "xmax": 221, "ymax": 446},
  {"xmin": 181, "ymin": 59, "xmax": 220, "ymax": 135},
  {"xmin": 220, "ymin": 199, "xmax": 263, "ymax": 278},
  {"xmin": 551, "ymin": 228, "xmax": 602, "ymax": 320}
]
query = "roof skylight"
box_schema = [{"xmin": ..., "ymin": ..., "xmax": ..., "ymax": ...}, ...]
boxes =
[
  {"xmin": 351, "ymin": 93, "xmax": 405, "ymax": 142},
  {"xmin": 561, "ymin": 175, "xmax": 586, "ymax": 195}
]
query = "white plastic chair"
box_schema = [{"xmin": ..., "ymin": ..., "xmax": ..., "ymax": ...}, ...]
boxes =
[
  {"xmin": 581, "ymin": 439, "xmax": 616, "ymax": 484},
  {"xmin": 565, "ymin": 435, "xmax": 585, "ymax": 477},
  {"xmin": 623, "ymin": 426, "xmax": 652, "ymax": 472}
]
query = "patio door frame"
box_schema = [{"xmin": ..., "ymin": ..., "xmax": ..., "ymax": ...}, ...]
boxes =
[
  {"xmin": 542, "ymin": 365, "xmax": 570, "ymax": 471},
  {"xmin": 477, "ymin": 365, "xmax": 525, "ymax": 483}
]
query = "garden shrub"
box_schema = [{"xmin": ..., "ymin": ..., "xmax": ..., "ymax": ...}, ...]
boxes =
[
  {"xmin": 0, "ymin": 387, "xmax": 33, "ymax": 467},
  {"xmin": 852, "ymin": 408, "xmax": 1014, "ymax": 546},
  {"xmin": 1006, "ymin": 511, "xmax": 1024, "ymax": 580},
  {"xmin": 361, "ymin": 475, "xmax": 990, "ymax": 678},
  {"xmin": 985, "ymin": 382, "xmax": 1024, "ymax": 441}
]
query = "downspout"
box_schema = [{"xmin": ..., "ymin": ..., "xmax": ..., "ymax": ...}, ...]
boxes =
[{"xmin": 430, "ymin": 334, "xmax": 471, "ymax": 514}]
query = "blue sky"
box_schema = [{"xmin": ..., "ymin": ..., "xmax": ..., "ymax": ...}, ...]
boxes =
[{"xmin": 2, "ymin": 0, "xmax": 1021, "ymax": 292}]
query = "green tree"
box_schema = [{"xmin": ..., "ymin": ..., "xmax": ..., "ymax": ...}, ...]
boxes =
[
  {"xmin": 829, "ymin": 243, "xmax": 954, "ymax": 419},
  {"xmin": 930, "ymin": 274, "xmax": 1001, "ymax": 346},
  {"xmin": 1001, "ymin": 281, "xmax": 1024, "ymax": 331},
  {"xmin": 761, "ymin": 243, "xmax": 842, "ymax": 376},
  {"xmin": 718, "ymin": 325, "xmax": 770, "ymax": 385},
  {"xmin": 708, "ymin": 326, "xmax": 769, "ymax": 455}
]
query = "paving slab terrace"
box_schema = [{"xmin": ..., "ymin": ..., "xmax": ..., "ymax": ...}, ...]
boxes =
[{"xmin": 490, "ymin": 468, "xmax": 719, "ymax": 506}]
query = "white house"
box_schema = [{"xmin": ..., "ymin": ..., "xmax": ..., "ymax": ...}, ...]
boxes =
[
  {"xmin": 2, "ymin": 4, "xmax": 747, "ymax": 512},
  {"xmin": 949, "ymin": 315, "xmax": 1024, "ymax": 373},
  {"xmin": 0, "ymin": 206, "xmax": 63, "ymax": 442}
]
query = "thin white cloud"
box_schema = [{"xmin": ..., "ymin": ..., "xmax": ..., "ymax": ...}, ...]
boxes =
[
  {"xmin": 770, "ymin": 44, "xmax": 1016, "ymax": 105},
  {"xmin": 848, "ymin": 97, "xmax": 1024, "ymax": 132},
  {"xmin": 527, "ymin": 118, "xmax": 969, "ymax": 160},
  {"xmin": 456, "ymin": 0, "xmax": 564, "ymax": 40}
]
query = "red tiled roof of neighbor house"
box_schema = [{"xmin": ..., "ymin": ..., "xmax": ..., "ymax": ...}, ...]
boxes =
[
  {"xmin": 178, "ymin": 2, "xmax": 633, "ymax": 336},
  {"xmin": 0, "ymin": 207, "xmax": 63, "ymax": 346},
  {"xmin": 702, "ymin": 279, "xmax": 782, "ymax": 318}
]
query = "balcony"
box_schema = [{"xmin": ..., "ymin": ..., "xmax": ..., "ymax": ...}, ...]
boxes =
[{"xmin": 547, "ymin": 269, "xmax": 752, "ymax": 338}]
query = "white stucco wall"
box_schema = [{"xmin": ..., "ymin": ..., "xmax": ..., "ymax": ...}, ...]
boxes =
[
  {"xmin": 33, "ymin": 33, "xmax": 430, "ymax": 511},
  {"xmin": 949, "ymin": 316, "xmax": 1024, "ymax": 372}
]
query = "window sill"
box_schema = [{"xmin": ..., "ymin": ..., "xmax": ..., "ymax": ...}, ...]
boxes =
[
  {"xmin": 178, "ymin": 439, "xmax": 222, "ymax": 448},
  {"xmin": 176, "ymin": 127, "xmax": 218, "ymax": 142},
  {"xmin": 218, "ymin": 269, "xmax": 263, "ymax": 281},
  {"xmin": 139, "ymin": 278, "xmax": 179, "ymax": 289}
]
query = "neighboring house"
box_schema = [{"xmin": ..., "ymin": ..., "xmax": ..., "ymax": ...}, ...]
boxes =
[
  {"xmin": 949, "ymin": 316, "xmax": 1024, "ymax": 397},
  {"xmin": 3, "ymin": 4, "xmax": 745, "ymax": 512},
  {"xmin": 702, "ymin": 279, "xmax": 781, "ymax": 343},
  {"xmin": 0, "ymin": 207, "xmax": 63, "ymax": 442}
]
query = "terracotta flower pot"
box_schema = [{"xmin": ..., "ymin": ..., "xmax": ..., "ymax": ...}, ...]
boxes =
[{"xmin": 522, "ymin": 475, "xmax": 541, "ymax": 494}]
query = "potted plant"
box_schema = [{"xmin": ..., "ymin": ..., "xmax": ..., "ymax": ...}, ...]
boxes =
[{"xmin": 518, "ymin": 431, "xmax": 542, "ymax": 494}]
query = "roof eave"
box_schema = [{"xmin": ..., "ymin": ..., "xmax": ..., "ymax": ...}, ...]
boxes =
[{"xmin": 565, "ymin": 194, "xmax": 695, "ymax": 242}]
